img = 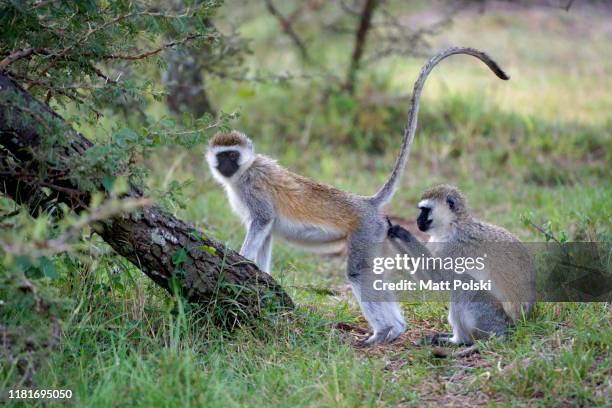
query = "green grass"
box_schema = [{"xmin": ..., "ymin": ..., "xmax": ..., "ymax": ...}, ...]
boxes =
[
  {"xmin": 2, "ymin": 2, "xmax": 611, "ymax": 407},
  {"xmin": 3, "ymin": 278, "xmax": 609, "ymax": 406}
]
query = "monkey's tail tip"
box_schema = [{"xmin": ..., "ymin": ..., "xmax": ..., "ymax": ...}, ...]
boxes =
[
  {"xmin": 485, "ymin": 59, "xmax": 510, "ymax": 81},
  {"xmin": 496, "ymin": 69, "xmax": 511, "ymax": 81},
  {"xmin": 482, "ymin": 53, "xmax": 510, "ymax": 81},
  {"xmin": 459, "ymin": 47, "xmax": 510, "ymax": 80}
]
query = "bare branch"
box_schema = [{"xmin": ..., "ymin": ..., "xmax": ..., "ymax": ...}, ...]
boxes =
[
  {"xmin": 286, "ymin": 1, "xmax": 312, "ymax": 24},
  {"xmin": 338, "ymin": 0, "xmax": 363, "ymax": 17},
  {"xmin": 204, "ymin": 66, "xmax": 340, "ymax": 83},
  {"xmin": 361, "ymin": 2, "xmax": 460, "ymax": 66},
  {"xmin": 263, "ymin": 0, "xmax": 311, "ymax": 61}
]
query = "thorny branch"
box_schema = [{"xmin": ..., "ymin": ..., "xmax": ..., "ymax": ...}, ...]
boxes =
[
  {"xmin": 0, "ymin": 3, "xmax": 217, "ymax": 73},
  {"xmin": 0, "ymin": 48, "xmax": 52, "ymax": 70},
  {"xmin": 0, "ymin": 33, "xmax": 216, "ymax": 70},
  {"xmin": 361, "ymin": 5, "xmax": 460, "ymax": 66},
  {"xmin": 99, "ymin": 33, "xmax": 216, "ymax": 61}
]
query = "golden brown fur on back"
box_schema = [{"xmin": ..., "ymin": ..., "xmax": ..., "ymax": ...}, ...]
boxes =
[{"xmin": 249, "ymin": 155, "xmax": 361, "ymax": 234}]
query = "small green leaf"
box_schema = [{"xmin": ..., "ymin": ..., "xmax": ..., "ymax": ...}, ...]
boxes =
[
  {"xmin": 172, "ymin": 248, "xmax": 188, "ymax": 266},
  {"xmin": 40, "ymin": 257, "xmax": 58, "ymax": 280},
  {"xmin": 199, "ymin": 245, "xmax": 216, "ymax": 255},
  {"xmin": 102, "ymin": 175, "xmax": 115, "ymax": 193},
  {"xmin": 161, "ymin": 118, "xmax": 175, "ymax": 129},
  {"xmin": 112, "ymin": 175, "xmax": 129, "ymax": 195},
  {"xmin": 114, "ymin": 128, "xmax": 139, "ymax": 146},
  {"xmin": 16, "ymin": 256, "xmax": 32, "ymax": 273}
]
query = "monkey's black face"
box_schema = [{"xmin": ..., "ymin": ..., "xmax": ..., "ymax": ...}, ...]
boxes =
[
  {"xmin": 216, "ymin": 150, "xmax": 241, "ymax": 178},
  {"xmin": 417, "ymin": 206, "xmax": 432, "ymax": 232}
]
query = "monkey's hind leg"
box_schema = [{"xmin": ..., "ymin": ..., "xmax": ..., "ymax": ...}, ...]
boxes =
[
  {"xmin": 352, "ymin": 300, "xmax": 406, "ymax": 346},
  {"xmin": 347, "ymin": 228, "xmax": 406, "ymax": 345},
  {"xmin": 256, "ymin": 234, "xmax": 273, "ymax": 274}
]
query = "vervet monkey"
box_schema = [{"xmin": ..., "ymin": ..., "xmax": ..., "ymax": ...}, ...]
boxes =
[
  {"xmin": 206, "ymin": 48, "xmax": 509, "ymax": 344},
  {"xmin": 387, "ymin": 185, "xmax": 535, "ymax": 350}
]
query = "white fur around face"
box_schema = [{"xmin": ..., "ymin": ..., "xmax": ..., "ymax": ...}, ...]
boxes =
[
  {"xmin": 417, "ymin": 199, "xmax": 433, "ymax": 210},
  {"xmin": 205, "ymin": 145, "xmax": 255, "ymax": 184},
  {"xmin": 225, "ymin": 184, "xmax": 251, "ymax": 225},
  {"xmin": 419, "ymin": 198, "xmax": 455, "ymax": 242}
]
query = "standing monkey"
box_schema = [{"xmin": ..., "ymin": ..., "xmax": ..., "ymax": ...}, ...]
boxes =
[
  {"xmin": 206, "ymin": 48, "xmax": 509, "ymax": 344},
  {"xmin": 387, "ymin": 185, "xmax": 535, "ymax": 350}
]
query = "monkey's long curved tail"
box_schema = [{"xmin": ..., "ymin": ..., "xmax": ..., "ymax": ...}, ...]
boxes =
[{"xmin": 369, "ymin": 47, "xmax": 509, "ymax": 207}]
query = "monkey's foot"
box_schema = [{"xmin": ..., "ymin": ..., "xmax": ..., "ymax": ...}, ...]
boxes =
[
  {"xmin": 360, "ymin": 324, "xmax": 405, "ymax": 346},
  {"xmin": 360, "ymin": 329, "xmax": 390, "ymax": 347}
]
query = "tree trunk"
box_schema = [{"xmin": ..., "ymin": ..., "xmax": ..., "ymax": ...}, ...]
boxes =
[
  {"xmin": 164, "ymin": 48, "xmax": 216, "ymax": 119},
  {"xmin": 0, "ymin": 74, "xmax": 293, "ymax": 325},
  {"xmin": 345, "ymin": 0, "xmax": 378, "ymax": 94},
  {"xmin": 164, "ymin": 11, "xmax": 215, "ymax": 119},
  {"xmin": 264, "ymin": 0, "xmax": 310, "ymax": 61}
]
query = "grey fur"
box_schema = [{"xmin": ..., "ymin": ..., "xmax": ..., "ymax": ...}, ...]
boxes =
[
  {"xmin": 347, "ymin": 216, "xmax": 406, "ymax": 344},
  {"xmin": 236, "ymin": 182, "xmax": 274, "ymax": 262},
  {"xmin": 387, "ymin": 190, "xmax": 535, "ymax": 349}
]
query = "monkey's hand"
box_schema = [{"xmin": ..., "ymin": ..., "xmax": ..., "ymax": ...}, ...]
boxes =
[{"xmin": 387, "ymin": 224, "xmax": 415, "ymax": 242}]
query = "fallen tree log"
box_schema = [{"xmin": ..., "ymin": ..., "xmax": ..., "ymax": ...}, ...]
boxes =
[{"xmin": 0, "ymin": 74, "xmax": 293, "ymax": 324}]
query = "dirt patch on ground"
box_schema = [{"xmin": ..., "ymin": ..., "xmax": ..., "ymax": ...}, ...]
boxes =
[{"xmin": 332, "ymin": 320, "xmax": 511, "ymax": 406}]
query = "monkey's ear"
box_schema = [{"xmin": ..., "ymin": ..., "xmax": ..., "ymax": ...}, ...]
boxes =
[{"xmin": 446, "ymin": 196, "xmax": 456, "ymax": 211}]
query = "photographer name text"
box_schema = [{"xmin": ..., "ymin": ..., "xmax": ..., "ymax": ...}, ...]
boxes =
[{"xmin": 373, "ymin": 279, "xmax": 492, "ymax": 292}]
